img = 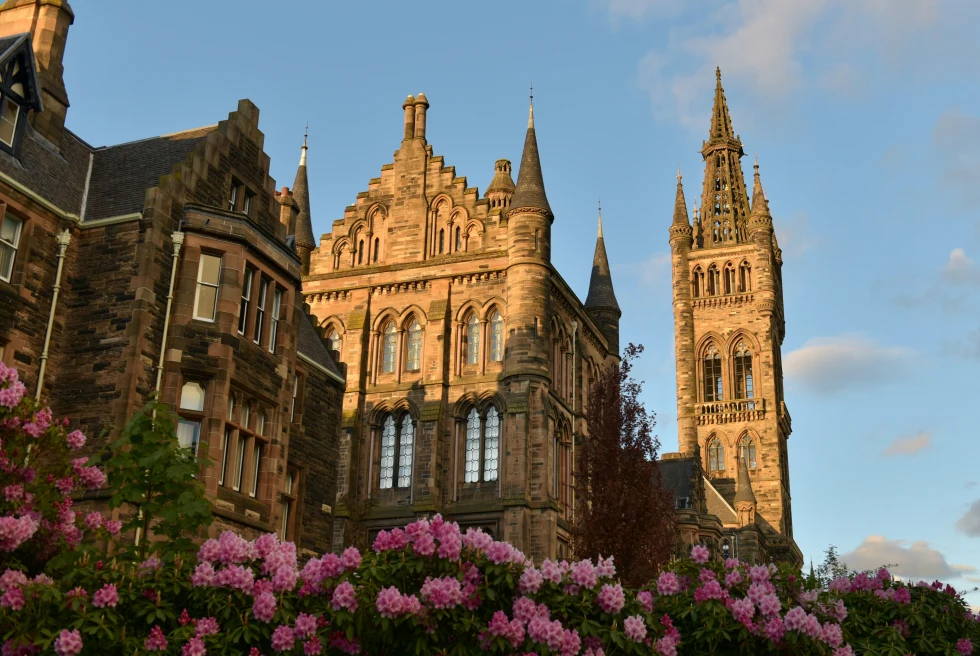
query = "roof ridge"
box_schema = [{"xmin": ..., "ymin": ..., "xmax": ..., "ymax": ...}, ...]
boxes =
[{"xmin": 94, "ymin": 124, "xmax": 219, "ymax": 151}]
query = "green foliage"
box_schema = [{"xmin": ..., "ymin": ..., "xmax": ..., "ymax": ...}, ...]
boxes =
[{"xmin": 104, "ymin": 400, "xmax": 213, "ymax": 557}]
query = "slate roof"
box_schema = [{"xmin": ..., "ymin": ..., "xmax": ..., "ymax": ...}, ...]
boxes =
[
  {"xmin": 292, "ymin": 153, "xmax": 315, "ymax": 248},
  {"xmin": 585, "ymin": 230, "xmax": 619, "ymax": 312},
  {"xmin": 0, "ymin": 123, "xmax": 91, "ymax": 215},
  {"xmin": 296, "ymin": 310, "xmax": 343, "ymax": 381},
  {"xmin": 659, "ymin": 457, "xmax": 697, "ymax": 501},
  {"xmin": 84, "ymin": 125, "xmax": 216, "ymax": 221},
  {"xmin": 704, "ymin": 477, "xmax": 738, "ymax": 524},
  {"xmin": 510, "ymin": 105, "xmax": 552, "ymax": 218}
]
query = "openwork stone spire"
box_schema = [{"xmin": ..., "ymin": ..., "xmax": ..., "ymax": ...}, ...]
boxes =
[
  {"xmin": 698, "ymin": 68, "xmax": 750, "ymax": 249},
  {"xmin": 293, "ymin": 128, "xmax": 316, "ymax": 250}
]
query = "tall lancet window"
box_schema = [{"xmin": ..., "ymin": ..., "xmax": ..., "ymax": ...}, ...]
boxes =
[
  {"xmin": 406, "ymin": 319, "xmax": 423, "ymax": 372},
  {"xmin": 708, "ymin": 437, "xmax": 725, "ymax": 472},
  {"xmin": 466, "ymin": 313, "xmax": 480, "ymax": 365},
  {"xmin": 489, "ymin": 311, "xmax": 504, "ymax": 362},
  {"xmin": 734, "ymin": 342, "xmax": 754, "ymax": 401},
  {"xmin": 703, "ymin": 344, "xmax": 723, "ymax": 402},
  {"xmin": 381, "ymin": 322, "xmax": 397, "ymax": 373}
]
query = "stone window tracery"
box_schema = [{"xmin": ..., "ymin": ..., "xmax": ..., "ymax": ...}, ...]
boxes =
[
  {"xmin": 381, "ymin": 322, "xmax": 397, "ymax": 373},
  {"xmin": 739, "ymin": 260, "xmax": 752, "ymax": 292},
  {"xmin": 489, "ymin": 311, "xmax": 504, "ymax": 362},
  {"xmin": 462, "ymin": 406, "xmax": 501, "ymax": 484},
  {"xmin": 692, "ymin": 266, "xmax": 704, "ymax": 298},
  {"xmin": 707, "ymin": 265, "xmax": 720, "ymax": 296},
  {"xmin": 378, "ymin": 413, "xmax": 415, "ymax": 489},
  {"xmin": 465, "ymin": 313, "xmax": 480, "ymax": 365},
  {"xmin": 406, "ymin": 319, "xmax": 423, "ymax": 372},
  {"xmin": 740, "ymin": 436, "xmax": 757, "ymax": 469},
  {"xmin": 703, "ymin": 343, "xmax": 723, "ymax": 402},
  {"xmin": 724, "ymin": 262, "xmax": 736, "ymax": 295},
  {"xmin": 733, "ymin": 341, "xmax": 754, "ymax": 402},
  {"xmin": 708, "ymin": 437, "xmax": 725, "ymax": 472}
]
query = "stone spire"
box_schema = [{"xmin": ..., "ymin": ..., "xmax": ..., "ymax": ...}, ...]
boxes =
[
  {"xmin": 673, "ymin": 169, "xmax": 689, "ymax": 226},
  {"xmin": 292, "ymin": 128, "xmax": 315, "ymax": 273},
  {"xmin": 699, "ymin": 68, "xmax": 750, "ymax": 247},
  {"xmin": 734, "ymin": 453, "xmax": 757, "ymax": 505},
  {"xmin": 585, "ymin": 202, "xmax": 620, "ymax": 314},
  {"xmin": 510, "ymin": 97, "xmax": 553, "ymax": 220}
]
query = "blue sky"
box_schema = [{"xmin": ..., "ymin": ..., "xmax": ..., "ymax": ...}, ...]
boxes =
[{"xmin": 63, "ymin": 0, "xmax": 980, "ymax": 605}]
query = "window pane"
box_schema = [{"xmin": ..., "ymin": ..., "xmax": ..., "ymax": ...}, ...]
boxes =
[
  {"xmin": 466, "ymin": 315, "xmax": 480, "ymax": 365},
  {"xmin": 195, "ymin": 285, "xmax": 218, "ymax": 321},
  {"xmin": 1, "ymin": 216, "xmax": 22, "ymax": 280},
  {"xmin": 407, "ymin": 320, "xmax": 422, "ymax": 371},
  {"xmin": 0, "ymin": 242, "xmax": 14, "ymax": 281},
  {"xmin": 483, "ymin": 408, "xmax": 500, "ymax": 482},
  {"xmin": 0, "ymin": 98, "xmax": 18, "ymax": 146},
  {"xmin": 250, "ymin": 443, "xmax": 261, "ymax": 497},
  {"xmin": 280, "ymin": 500, "xmax": 291, "ymax": 540},
  {"xmin": 176, "ymin": 420, "xmax": 201, "ymax": 456},
  {"xmin": 382, "ymin": 324, "xmax": 397, "ymax": 373},
  {"xmin": 397, "ymin": 416, "xmax": 414, "ymax": 488},
  {"xmin": 256, "ymin": 412, "xmax": 265, "ymax": 436},
  {"xmin": 464, "ymin": 408, "xmax": 480, "ymax": 483},
  {"xmin": 198, "ymin": 254, "xmax": 221, "ymax": 285},
  {"xmin": 490, "ymin": 313, "xmax": 503, "ymax": 362},
  {"xmin": 379, "ymin": 416, "xmax": 395, "ymax": 489},
  {"xmin": 179, "ymin": 381, "xmax": 205, "ymax": 411},
  {"xmin": 219, "ymin": 428, "xmax": 231, "ymax": 486},
  {"xmin": 269, "ymin": 289, "xmax": 283, "ymax": 353},
  {"xmin": 238, "ymin": 268, "xmax": 252, "ymax": 334},
  {"xmin": 254, "ymin": 279, "xmax": 268, "ymax": 343},
  {"xmin": 234, "ymin": 435, "xmax": 248, "ymax": 490}
]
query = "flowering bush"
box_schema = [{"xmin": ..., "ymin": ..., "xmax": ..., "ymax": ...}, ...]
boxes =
[
  {"xmin": 2, "ymin": 517, "xmax": 978, "ymax": 654},
  {"xmin": 0, "ymin": 363, "xmax": 114, "ymax": 572}
]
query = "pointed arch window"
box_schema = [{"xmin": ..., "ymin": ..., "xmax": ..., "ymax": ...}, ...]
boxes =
[
  {"xmin": 741, "ymin": 437, "xmax": 757, "ymax": 469},
  {"xmin": 327, "ymin": 328, "xmax": 341, "ymax": 355},
  {"xmin": 439, "ymin": 229, "xmax": 445, "ymax": 254},
  {"xmin": 708, "ymin": 437, "xmax": 725, "ymax": 472},
  {"xmin": 724, "ymin": 263, "xmax": 736, "ymax": 295},
  {"xmin": 489, "ymin": 311, "xmax": 504, "ymax": 362},
  {"xmin": 706, "ymin": 265, "xmax": 721, "ymax": 296},
  {"xmin": 703, "ymin": 344, "xmax": 723, "ymax": 402},
  {"xmin": 455, "ymin": 227, "xmax": 462, "ymax": 252},
  {"xmin": 465, "ymin": 313, "xmax": 480, "ymax": 365},
  {"xmin": 733, "ymin": 342, "xmax": 753, "ymax": 401},
  {"xmin": 462, "ymin": 405, "xmax": 502, "ymax": 485},
  {"xmin": 379, "ymin": 413, "xmax": 415, "ymax": 489},
  {"xmin": 373, "ymin": 237, "xmax": 380, "ymax": 263},
  {"xmin": 358, "ymin": 239, "xmax": 364, "ymax": 265},
  {"xmin": 692, "ymin": 266, "xmax": 705, "ymax": 298},
  {"xmin": 739, "ymin": 260, "xmax": 752, "ymax": 293},
  {"xmin": 381, "ymin": 322, "xmax": 397, "ymax": 374},
  {"xmin": 406, "ymin": 319, "xmax": 423, "ymax": 372}
]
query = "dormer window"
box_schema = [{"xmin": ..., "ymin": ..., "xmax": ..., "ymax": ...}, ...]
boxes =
[{"xmin": 0, "ymin": 35, "xmax": 43, "ymax": 155}]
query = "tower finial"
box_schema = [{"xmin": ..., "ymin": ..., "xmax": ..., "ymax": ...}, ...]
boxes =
[
  {"xmin": 299, "ymin": 125, "xmax": 308, "ymax": 167},
  {"xmin": 754, "ymin": 151, "xmax": 758, "ymax": 169},
  {"xmin": 716, "ymin": 66, "xmax": 721, "ymax": 82},
  {"xmin": 528, "ymin": 83, "xmax": 534, "ymax": 129},
  {"xmin": 677, "ymin": 164, "xmax": 682, "ymax": 182},
  {"xmin": 598, "ymin": 197, "xmax": 603, "ymax": 238},
  {"xmin": 304, "ymin": 123, "xmax": 308, "ymax": 149}
]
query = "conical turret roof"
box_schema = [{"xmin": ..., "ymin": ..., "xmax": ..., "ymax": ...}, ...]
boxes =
[
  {"xmin": 585, "ymin": 207, "xmax": 620, "ymax": 313},
  {"xmin": 750, "ymin": 156, "xmax": 767, "ymax": 216},
  {"xmin": 734, "ymin": 453, "xmax": 757, "ymax": 505},
  {"xmin": 293, "ymin": 133, "xmax": 316, "ymax": 249},
  {"xmin": 485, "ymin": 159, "xmax": 515, "ymax": 195},
  {"xmin": 673, "ymin": 170, "xmax": 689, "ymax": 226},
  {"xmin": 510, "ymin": 101, "xmax": 553, "ymax": 219}
]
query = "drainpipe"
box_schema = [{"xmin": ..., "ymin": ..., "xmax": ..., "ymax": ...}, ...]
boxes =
[
  {"xmin": 35, "ymin": 229, "xmax": 72, "ymax": 400},
  {"xmin": 154, "ymin": 231, "xmax": 185, "ymax": 393},
  {"xmin": 570, "ymin": 320, "xmax": 577, "ymax": 523}
]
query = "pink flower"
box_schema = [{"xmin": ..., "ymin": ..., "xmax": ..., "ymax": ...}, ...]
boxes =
[
  {"xmin": 891, "ymin": 586, "xmax": 911, "ymax": 604},
  {"xmin": 303, "ymin": 637, "xmax": 323, "ymax": 655},
  {"xmin": 758, "ymin": 593, "xmax": 782, "ymax": 617},
  {"xmin": 217, "ymin": 531, "xmax": 250, "ymax": 564},
  {"xmin": 376, "ymin": 586, "xmax": 421, "ymax": 618},
  {"xmin": 372, "ymin": 528, "xmax": 409, "ymax": 552},
  {"xmin": 596, "ymin": 555, "xmax": 616, "ymax": 578},
  {"xmin": 104, "ymin": 520, "xmax": 122, "ymax": 537},
  {"xmin": 92, "ymin": 583, "xmax": 118, "ymax": 608},
  {"xmin": 833, "ymin": 646, "xmax": 855, "ymax": 656},
  {"xmin": 181, "ymin": 637, "xmax": 206, "ymax": 656},
  {"xmin": 570, "ymin": 560, "xmax": 598, "ymax": 590},
  {"xmin": 294, "ymin": 613, "xmax": 318, "ymax": 639},
  {"xmin": 214, "ymin": 564, "xmax": 254, "ymax": 593},
  {"xmin": 655, "ymin": 634, "xmax": 679, "ymax": 656},
  {"xmin": 340, "ymin": 546, "xmax": 361, "ymax": 571},
  {"xmin": 783, "ymin": 606, "xmax": 807, "ymax": 632},
  {"xmin": 731, "ymin": 597, "xmax": 755, "ymax": 625},
  {"xmin": 657, "ymin": 571, "xmax": 680, "ymax": 596},
  {"xmin": 690, "ymin": 544, "xmax": 709, "ymax": 564},
  {"xmin": 253, "ymin": 533, "xmax": 279, "ymax": 559},
  {"xmin": 0, "ymin": 569, "xmax": 27, "ymax": 593},
  {"xmin": 332, "ymin": 581, "xmax": 358, "ymax": 612},
  {"xmin": 488, "ymin": 610, "xmax": 526, "ymax": 649},
  {"xmin": 520, "ymin": 566, "xmax": 544, "ymax": 594},
  {"xmin": 271, "ymin": 564, "xmax": 298, "ymax": 593},
  {"xmin": 724, "ymin": 557, "xmax": 741, "ymax": 569},
  {"xmin": 195, "ymin": 617, "xmax": 219, "ymax": 638},
  {"xmin": 2, "ymin": 484, "xmax": 24, "ymax": 502},
  {"xmin": 191, "ymin": 563, "xmax": 215, "ymax": 587},
  {"xmin": 1, "ymin": 586, "xmax": 25, "ymax": 610},
  {"xmin": 724, "ymin": 569, "xmax": 742, "ymax": 587},
  {"xmin": 693, "ymin": 580, "xmax": 727, "ymax": 603},
  {"xmin": 253, "ymin": 591, "xmax": 277, "ymax": 622},
  {"xmin": 821, "ymin": 622, "xmax": 843, "ymax": 648},
  {"xmin": 596, "ymin": 583, "xmax": 625, "ymax": 614},
  {"xmin": 198, "ymin": 539, "xmax": 220, "ymax": 563},
  {"xmin": 957, "ymin": 638, "xmax": 974, "ymax": 656},
  {"xmin": 53, "ymin": 629, "xmax": 82, "ymax": 656},
  {"xmin": 540, "ymin": 559, "xmax": 563, "ymax": 584},
  {"xmin": 623, "ymin": 615, "xmax": 646, "ymax": 642},
  {"xmin": 83, "ymin": 512, "xmax": 103, "ymax": 531},
  {"xmin": 66, "ymin": 430, "xmax": 86, "ymax": 449},
  {"xmin": 748, "ymin": 565, "xmax": 770, "ymax": 584},
  {"xmin": 272, "ymin": 625, "xmax": 295, "ymax": 652},
  {"xmin": 77, "ymin": 466, "xmax": 105, "ymax": 489},
  {"xmin": 637, "ymin": 589, "xmax": 654, "ymax": 613},
  {"xmin": 829, "ymin": 576, "xmax": 851, "ymax": 594},
  {"xmin": 145, "ymin": 626, "xmax": 168, "ymax": 651},
  {"xmin": 0, "ymin": 515, "xmax": 39, "ymax": 552},
  {"xmin": 420, "ymin": 576, "xmax": 463, "ymax": 609},
  {"xmin": 765, "ymin": 616, "xmax": 785, "ymax": 642}
]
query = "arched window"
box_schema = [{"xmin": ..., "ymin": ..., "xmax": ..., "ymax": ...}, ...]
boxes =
[
  {"xmin": 733, "ymin": 341, "xmax": 753, "ymax": 400},
  {"xmin": 724, "ymin": 263, "xmax": 736, "ymax": 295},
  {"xmin": 707, "ymin": 265, "xmax": 721, "ymax": 296},
  {"xmin": 455, "ymin": 226, "xmax": 461, "ymax": 252},
  {"xmin": 406, "ymin": 319, "xmax": 423, "ymax": 372},
  {"xmin": 358, "ymin": 239, "xmax": 364, "ymax": 265},
  {"xmin": 373, "ymin": 237, "xmax": 380, "ymax": 263},
  {"xmin": 554, "ymin": 429, "xmax": 571, "ymax": 507},
  {"xmin": 381, "ymin": 322, "xmax": 397, "ymax": 373},
  {"xmin": 177, "ymin": 381, "xmax": 206, "ymax": 456},
  {"xmin": 379, "ymin": 413, "xmax": 415, "ymax": 489},
  {"xmin": 465, "ymin": 313, "xmax": 480, "ymax": 365},
  {"xmin": 741, "ymin": 437, "xmax": 757, "ymax": 469},
  {"xmin": 327, "ymin": 329, "xmax": 341, "ymax": 354},
  {"xmin": 489, "ymin": 311, "xmax": 504, "ymax": 362},
  {"xmin": 703, "ymin": 344, "xmax": 723, "ymax": 402},
  {"xmin": 439, "ymin": 229, "xmax": 445, "ymax": 254},
  {"xmin": 708, "ymin": 437, "xmax": 725, "ymax": 472},
  {"xmin": 739, "ymin": 260, "xmax": 752, "ymax": 292},
  {"xmin": 460, "ymin": 405, "xmax": 501, "ymax": 484},
  {"xmin": 692, "ymin": 266, "xmax": 704, "ymax": 298},
  {"xmin": 721, "ymin": 539, "xmax": 731, "ymax": 560}
]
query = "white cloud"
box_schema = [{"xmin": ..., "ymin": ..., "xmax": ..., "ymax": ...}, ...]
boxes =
[
  {"xmin": 784, "ymin": 334, "xmax": 913, "ymax": 395},
  {"xmin": 841, "ymin": 535, "xmax": 977, "ymax": 581},
  {"xmin": 882, "ymin": 432, "xmax": 931, "ymax": 457},
  {"xmin": 956, "ymin": 500, "xmax": 980, "ymax": 537},
  {"xmin": 942, "ymin": 249, "xmax": 980, "ymax": 285}
]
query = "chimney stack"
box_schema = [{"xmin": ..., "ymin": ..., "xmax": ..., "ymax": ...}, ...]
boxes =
[
  {"xmin": 413, "ymin": 92, "xmax": 428, "ymax": 141},
  {"xmin": 402, "ymin": 95, "xmax": 415, "ymax": 141}
]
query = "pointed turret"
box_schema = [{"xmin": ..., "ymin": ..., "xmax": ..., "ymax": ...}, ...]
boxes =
[
  {"xmin": 673, "ymin": 169, "xmax": 689, "ymax": 226},
  {"xmin": 485, "ymin": 159, "xmax": 516, "ymax": 212},
  {"xmin": 734, "ymin": 453, "xmax": 757, "ymax": 528},
  {"xmin": 749, "ymin": 154, "xmax": 767, "ymax": 216},
  {"xmin": 509, "ymin": 100, "xmax": 553, "ymax": 220},
  {"xmin": 293, "ymin": 129, "xmax": 315, "ymax": 274},
  {"xmin": 586, "ymin": 203, "xmax": 621, "ymax": 356},
  {"xmin": 699, "ymin": 68, "xmax": 750, "ymax": 247}
]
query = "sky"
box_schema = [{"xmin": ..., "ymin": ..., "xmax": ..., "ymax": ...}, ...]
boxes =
[{"xmin": 62, "ymin": 0, "xmax": 980, "ymax": 606}]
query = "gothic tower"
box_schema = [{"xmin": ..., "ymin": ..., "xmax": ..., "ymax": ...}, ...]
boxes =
[{"xmin": 670, "ymin": 69, "xmax": 797, "ymax": 562}]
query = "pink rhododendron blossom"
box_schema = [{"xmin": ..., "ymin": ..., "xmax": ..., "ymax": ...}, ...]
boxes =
[
  {"xmin": 373, "ymin": 528, "xmax": 409, "ymax": 552},
  {"xmin": 731, "ymin": 597, "xmax": 755, "ymax": 625},
  {"xmin": 690, "ymin": 544, "xmax": 709, "ymax": 564},
  {"xmin": 340, "ymin": 546, "xmax": 361, "ymax": 571},
  {"xmin": 0, "ymin": 515, "xmax": 39, "ymax": 552},
  {"xmin": 488, "ymin": 610, "xmax": 526, "ymax": 649},
  {"xmin": 596, "ymin": 583, "xmax": 625, "ymax": 614},
  {"xmin": 140, "ymin": 556, "xmax": 162, "ymax": 573},
  {"xmin": 191, "ymin": 563, "xmax": 215, "ymax": 587},
  {"xmin": 420, "ymin": 576, "xmax": 463, "ymax": 609},
  {"xmin": 303, "ymin": 638, "xmax": 323, "ymax": 655},
  {"xmin": 596, "ymin": 555, "xmax": 615, "ymax": 578},
  {"xmin": 520, "ymin": 566, "xmax": 544, "ymax": 594},
  {"xmin": 217, "ymin": 531, "xmax": 250, "ymax": 564},
  {"xmin": 829, "ymin": 576, "xmax": 851, "ymax": 594},
  {"xmin": 571, "ymin": 560, "xmax": 598, "ymax": 590},
  {"xmin": 92, "ymin": 583, "xmax": 118, "ymax": 608},
  {"xmin": 181, "ymin": 637, "xmax": 206, "ymax": 656},
  {"xmin": 271, "ymin": 564, "xmax": 298, "ymax": 593},
  {"xmin": 957, "ymin": 638, "xmax": 974, "ymax": 655},
  {"xmin": 53, "ymin": 629, "xmax": 82, "ymax": 656},
  {"xmin": 821, "ymin": 622, "xmax": 844, "ymax": 648},
  {"xmin": 2, "ymin": 484, "xmax": 23, "ymax": 502},
  {"xmin": 748, "ymin": 565, "xmax": 770, "ymax": 584},
  {"xmin": 1, "ymin": 586, "xmax": 25, "ymax": 610},
  {"xmin": 0, "ymin": 569, "xmax": 27, "ymax": 593},
  {"xmin": 271, "ymin": 626, "xmax": 295, "ymax": 652},
  {"xmin": 83, "ymin": 512, "xmax": 103, "ymax": 530},
  {"xmin": 253, "ymin": 533, "xmax": 278, "ymax": 559},
  {"xmin": 332, "ymin": 581, "xmax": 357, "ymax": 612},
  {"xmin": 833, "ymin": 646, "xmax": 855, "ymax": 656},
  {"xmin": 65, "ymin": 430, "xmax": 85, "ymax": 449},
  {"xmin": 623, "ymin": 615, "xmax": 646, "ymax": 642},
  {"xmin": 540, "ymin": 559, "xmax": 562, "ymax": 584},
  {"xmin": 461, "ymin": 527, "xmax": 493, "ymax": 552},
  {"xmin": 294, "ymin": 613, "xmax": 318, "ymax": 639},
  {"xmin": 783, "ymin": 606, "xmax": 807, "ymax": 632},
  {"xmin": 198, "ymin": 539, "xmax": 220, "ymax": 563},
  {"xmin": 724, "ymin": 569, "xmax": 742, "ymax": 587},
  {"xmin": 657, "ymin": 571, "xmax": 680, "ymax": 596},
  {"xmin": 104, "ymin": 520, "xmax": 122, "ymax": 536},
  {"xmin": 758, "ymin": 593, "xmax": 782, "ymax": 617},
  {"xmin": 214, "ymin": 564, "xmax": 254, "ymax": 593},
  {"xmin": 765, "ymin": 616, "xmax": 785, "ymax": 642},
  {"xmin": 253, "ymin": 591, "xmax": 277, "ymax": 622},
  {"xmin": 693, "ymin": 580, "xmax": 727, "ymax": 603},
  {"xmin": 376, "ymin": 586, "xmax": 421, "ymax": 618},
  {"xmin": 145, "ymin": 626, "xmax": 168, "ymax": 651},
  {"xmin": 637, "ymin": 589, "xmax": 654, "ymax": 613}
]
